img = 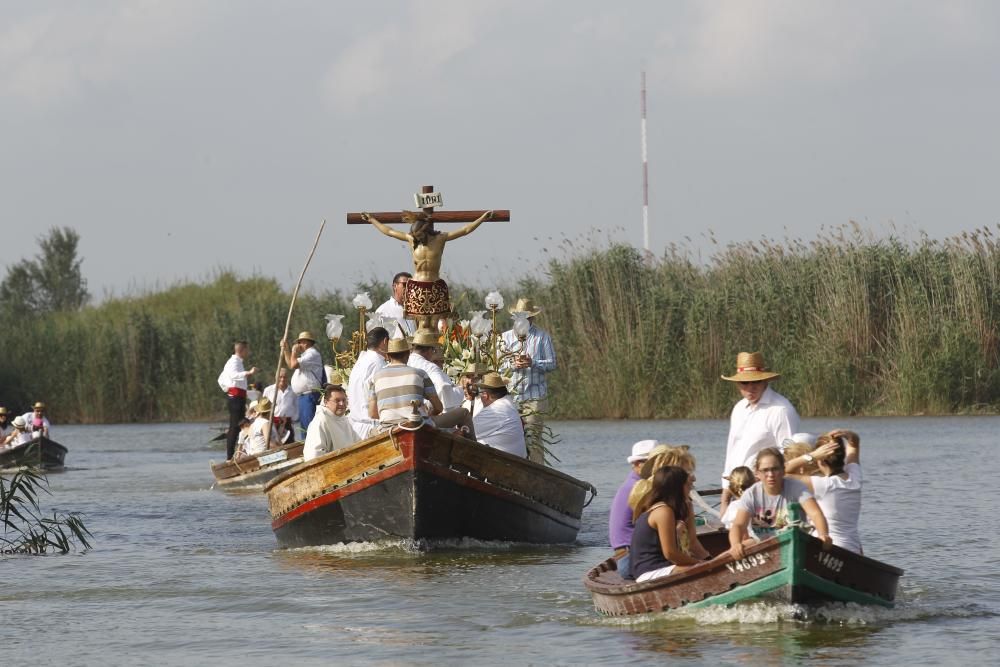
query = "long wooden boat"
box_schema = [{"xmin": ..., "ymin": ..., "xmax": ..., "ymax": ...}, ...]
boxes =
[
  {"xmin": 0, "ymin": 436, "xmax": 67, "ymax": 470},
  {"xmin": 265, "ymin": 424, "xmax": 596, "ymax": 548},
  {"xmin": 585, "ymin": 506, "xmax": 902, "ymax": 616},
  {"xmin": 210, "ymin": 441, "xmax": 305, "ymax": 489}
]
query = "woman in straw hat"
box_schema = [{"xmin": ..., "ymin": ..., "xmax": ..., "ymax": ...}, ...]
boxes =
[
  {"xmin": 281, "ymin": 330, "xmax": 326, "ymax": 435},
  {"xmin": 244, "ymin": 396, "xmax": 280, "ymax": 457},
  {"xmin": 719, "ymin": 351, "xmax": 800, "ymax": 513}
]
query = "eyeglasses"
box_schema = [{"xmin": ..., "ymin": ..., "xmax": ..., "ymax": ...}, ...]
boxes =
[{"xmin": 757, "ymin": 466, "xmax": 783, "ymax": 475}]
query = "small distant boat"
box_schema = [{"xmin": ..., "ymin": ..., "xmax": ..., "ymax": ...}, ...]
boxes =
[
  {"xmin": 584, "ymin": 505, "xmax": 902, "ymax": 616},
  {"xmin": 0, "ymin": 436, "xmax": 68, "ymax": 470},
  {"xmin": 265, "ymin": 424, "xmax": 596, "ymax": 548},
  {"xmin": 210, "ymin": 441, "xmax": 305, "ymax": 489}
]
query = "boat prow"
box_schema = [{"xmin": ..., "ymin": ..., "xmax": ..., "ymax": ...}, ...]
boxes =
[{"xmin": 211, "ymin": 441, "xmax": 305, "ymax": 489}]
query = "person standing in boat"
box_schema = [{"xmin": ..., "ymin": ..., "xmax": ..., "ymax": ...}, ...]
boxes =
[
  {"xmin": 217, "ymin": 340, "xmax": 258, "ymax": 460},
  {"xmin": 348, "ymin": 326, "xmax": 389, "ymax": 439},
  {"xmin": 281, "ymin": 331, "xmax": 325, "ymax": 437},
  {"xmin": 629, "ymin": 466, "xmax": 711, "ymax": 582},
  {"xmin": 500, "ymin": 297, "xmax": 556, "ymax": 464},
  {"xmin": 20, "ymin": 401, "xmax": 51, "ymax": 438},
  {"xmin": 472, "ymin": 372, "xmax": 526, "ymax": 457},
  {"xmin": 375, "ymin": 271, "xmax": 416, "ymax": 337},
  {"xmin": 303, "ymin": 384, "xmax": 360, "ymax": 461},
  {"xmin": 785, "ymin": 429, "xmax": 864, "ymax": 554},
  {"xmin": 719, "ymin": 352, "xmax": 799, "ymax": 513},
  {"xmin": 263, "ymin": 369, "xmax": 299, "ymax": 444},
  {"xmin": 360, "ymin": 209, "xmax": 493, "ymax": 331},
  {"xmin": 727, "ymin": 447, "xmax": 832, "ymax": 561},
  {"xmin": 368, "ymin": 338, "xmax": 443, "ymax": 427},
  {"xmin": 608, "ymin": 439, "xmax": 657, "ymax": 572},
  {"xmin": 409, "ymin": 329, "xmax": 476, "ymax": 439}
]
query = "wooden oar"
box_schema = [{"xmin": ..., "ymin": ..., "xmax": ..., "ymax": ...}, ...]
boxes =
[{"xmin": 264, "ymin": 220, "xmax": 326, "ymax": 445}]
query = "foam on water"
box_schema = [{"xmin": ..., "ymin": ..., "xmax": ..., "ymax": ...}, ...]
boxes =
[{"xmin": 289, "ymin": 536, "xmax": 549, "ymax": 554}]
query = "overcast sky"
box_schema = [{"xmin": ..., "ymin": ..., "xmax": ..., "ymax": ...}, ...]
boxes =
[{"xmin": 2, "ymin": 1, "xmax": 998, "ymax": 301}]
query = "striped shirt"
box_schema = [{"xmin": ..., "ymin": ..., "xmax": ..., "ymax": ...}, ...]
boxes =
[
  {"xmin": 370, "ymin": 363, "xmax": 436, "ymax": 422},
  {"xmin": 500, "ymin": 324, "xmax": 556, "ymax": 402}
]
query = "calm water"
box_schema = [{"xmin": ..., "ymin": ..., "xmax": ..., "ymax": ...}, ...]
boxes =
[{"xmin": 2, "ymin": 417, "xmax": 997, "ymax": 666}]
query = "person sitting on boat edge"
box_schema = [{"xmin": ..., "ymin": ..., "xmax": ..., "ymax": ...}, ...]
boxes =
[
  {"xmin": 719, "ymin": 466, "xmax": 755, "ymax": 528},
  {"xmin": 784, "ymin": 429, "xmax": 864, "ymax": 554},
  {"xmin": 281, "ymin": 331, "xmax": 326, "ymax": 437},
  {"xmin": 348, "ymin": 326, "xmax": 389, "ymax": 439},
  {"xmin": 304, "ymin": 382, "xmax": 361, "ymax": 461},
  {"xmin": 608, "ymin": 439, "xmax": 658, "ymax": 570},
  {"xmin": 628, "ymin": 466, "xmax": 711, "ymax": 582},
  {"xmin": 409, "ymin": 329, "xmax": 476, "ymax": 439},
  {"xmin": 472, "ymin": 372, "xmax": 526, "ymax": 457},
  {"xmin": 20, "ymin": 401, "xmax": 52, "ymax": 439},
  {"xmin": 727, "ymin": 447, "xmax": 832, "ymax": 561},
  {"xmin": 263, "ymin": 369, "xmax": 299, "ymax": 444},
  {"xmin": 243, "ymin": 397, "xmax": 280, "ymax": 458},
  {"xmin": 368, "ymin": 338, "xmax": 442, "ymax": 428},
  {"xmin": 719, "ymin": 351, "xmax": 800, "ymax": 515}
]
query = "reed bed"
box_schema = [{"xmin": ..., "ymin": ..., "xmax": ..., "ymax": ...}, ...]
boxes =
[{"xmin": 1, "ymin": 228, "xmax": 998, "ymax": 422}]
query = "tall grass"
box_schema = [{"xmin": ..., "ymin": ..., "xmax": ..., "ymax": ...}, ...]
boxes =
[{"xmin": 1, "ymin": 228, "xmax": 998, "ymax": 422}]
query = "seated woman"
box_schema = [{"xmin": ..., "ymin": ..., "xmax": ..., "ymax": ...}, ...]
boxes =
[
  {"xmin": 784, "ymin": 429, "xmax": 863, "ymax": 554},
  {"xmin": 628, "ymin": 466, "xmax": 710, "ymax": 583},
  {"xmin": 719, "ymin": 466, "xmax": 755, "ymax": 528},
  {"xmin": 727, "ymin": 447, "xmax": 832, "ymax": 561}
]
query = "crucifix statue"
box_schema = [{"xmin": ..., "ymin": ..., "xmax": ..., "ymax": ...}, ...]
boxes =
[{"xmin": 348, "ymin": 185, "xmax": 509, "ymax": 330}]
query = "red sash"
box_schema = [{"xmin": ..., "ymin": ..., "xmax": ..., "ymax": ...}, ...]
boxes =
[{"xmin": 227, "ymin": 387, "xmax": 247, "ymax": 398}]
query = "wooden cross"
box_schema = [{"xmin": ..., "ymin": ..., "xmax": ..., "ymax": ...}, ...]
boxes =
[{"xmin": 346, "ymin": 185, "xmax": 510, "ymax": 224}]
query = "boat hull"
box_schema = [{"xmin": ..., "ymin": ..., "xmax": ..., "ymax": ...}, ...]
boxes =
[
  {"xmin": 211, "ymin": 442, "xmax": 305, "ymax": 489},
  {"xmin": 585, "ymin": 526, "xmax": 903, "ymax": 616},
  {"xmin": 266, "ymin": 425, "xmax": 594, "ymax": 548},
  {"xmin": 0, "ymin": 436, "xmax": 67, "ymax": 470}
]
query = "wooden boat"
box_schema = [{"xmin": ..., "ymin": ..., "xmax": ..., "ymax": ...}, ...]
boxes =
[
  {"xmin": 265, "ymin": 424, "xmax": 596, "ymax": 548},
  {"xmin": 584, "ymin": 505, "xmax": 903, "ymax": 616},
  {"xmin": 0, "ymin": 435, "xmax": 68, "ymax": 470},
  {"xmin": 210, "ymin": 441, "xmax": 305, "ymax": 489}
]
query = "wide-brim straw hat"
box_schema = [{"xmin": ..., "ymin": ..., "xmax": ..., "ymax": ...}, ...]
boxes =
[
  {"xmin": 12, "ymin": 416, "xmax": 27, "ymax": 430},
  {"xmin": 627, "ymin": 439, "xmax": 658, "ymax": 464},
  {"xmin": 478, "ymin": 372, "xmax": 508, "ymax": 390},
  {"xmin": 387, "ymin": 338, "xmax": 411, "ymax": 354},
  {"xmin": 721, "ymin": 351, "xmax": 780, "ymax": 382},
  {"xmin": 509, "ymin": 297, "xmax": 542, "ymax": 318},
  {"xmin": 33, "ymin": 401, "xmax": 46, "ymax": 410},
  {"xmin": 0, "ymin": 407, "xmax": 7, "ymax": 416},
  {"xmin": 255, "ymin": 397, "xmax": 273, "ymax": 414},
  {"xmin": 295, "ymin": 331, "xmax": 317, "ymax": 343},
  {"xmin": 411, "ymin": 329, "xmax": 442, "ymax": 348}
]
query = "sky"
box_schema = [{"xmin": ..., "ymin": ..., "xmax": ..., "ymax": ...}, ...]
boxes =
[{"xmin": 2, "ymin": 1, "xmax": 999, "ymax": 301}]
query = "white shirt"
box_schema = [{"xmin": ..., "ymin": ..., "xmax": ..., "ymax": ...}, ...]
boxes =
[
  {"xmin": 290, "ymin": 346, "xmax": 323, "ymax": 395},
  {"xmin": 473, "ymin": 395, "xmax": 527, "ymax": 458},
  {"xmin": 408, "ymin": 350, "xmax": 464, "ymax": 411},
  {"xmin": 218, "ymin": 354, "xmax": 252, "ymax": 392},
  {"xmin": 304, "ymin": 405, "xmax": 360, "ymax": 461},
  {"xmin": 263, "ymin": 384, "xmax": 299, "ymax": 421},
  {"xmin": 462, "ymin": 396, "xmax": 484, "ymax": 418},
  {"xmin": 811, "ymin": 463, "xmax": 863, "ymax": 554},
  {"xmin": 246, "ymin": 416, "xmax": 278, "ymax": 456},
  {"xmin": 722, "ymin": 386, "xmax": 799, "ymax": 486},
  {"xmin": 375, "ymin": 297, "xmax": 415, "ymax": 337},
  {"xmin": 20, "ymin": 412, "xmax": 51, "ymax": 437},
  {"xmin": 348, "ymin": 350, "xmax": 386, "ymax": 424}
]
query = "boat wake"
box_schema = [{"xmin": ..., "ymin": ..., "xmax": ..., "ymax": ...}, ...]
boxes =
[{"xmin": 289, "ymin": 537, "xmax": 564, "ymax": 554}]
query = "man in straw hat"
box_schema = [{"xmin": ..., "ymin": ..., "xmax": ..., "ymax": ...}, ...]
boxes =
[
  {"xmin": 244, "ymin": 396, "xmax": 280, "ymax": 457},
  {"xmin": 719, "ymin": 351, "xmax": 800, "ymax": 512},
  {"xmin": 217, "ymin": 340, "xmax": 258, "ymax": 460},
  {"xmin": 281, "ymin": 330, "xmax": 326, "ymax": 436},
  {"xmin": 409, "ymin": 328, "xmax": 466, "ymax": 414},
  {"xmin": 473, "ymin": 372, "xmax": 526, "ymax": 457},
  {"xmin": 21, "ymin": 401, "xmax": 52, "ymax": 439},
  {"xmin": 368, "ymin": 338, "xmax": 444, "ymax": 427},
  {"xmin": 608, "ymin": 440, "xmax": 658, "ymax": 562},
  {"xmin": 501, "ymin": 297, "xmax": 556, "ymax": 464},
  {"xmin": 304, "ymin": 383, "xmax": 360, "ymax": 461}
]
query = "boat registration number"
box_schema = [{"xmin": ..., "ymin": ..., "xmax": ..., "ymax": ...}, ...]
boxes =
[
  {"xmin": 816, "ymin": 552, "xmax": 844, "ymax": 573},
  {"xmin": 258, "ymin": 450, "xmax": 288, "ymax": 466},
  {"xmin": 726, "ymin": 552, "xmax": 768, "ymax": 574}
]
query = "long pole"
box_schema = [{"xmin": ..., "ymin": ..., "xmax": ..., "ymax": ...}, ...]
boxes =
[
  {"xmin": 265, "ymin": 220, "xmax": 326, "ymax": 445},
  {"xmin": 641, "ymin": 70, "xmax": 649, "ymax": 253}
]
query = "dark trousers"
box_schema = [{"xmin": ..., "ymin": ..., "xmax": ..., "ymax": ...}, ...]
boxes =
[{"xmin": 226, "ymin": 395, "xmax": 246, "ymax": 460}]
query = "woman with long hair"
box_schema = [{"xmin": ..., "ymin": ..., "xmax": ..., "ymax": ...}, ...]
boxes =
[{"xmin": 628, "ymin": 466, "xmax": 710, "ymax": 582}]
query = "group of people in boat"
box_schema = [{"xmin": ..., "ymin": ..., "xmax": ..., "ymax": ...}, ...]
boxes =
[
  {"xmin": 609, "ymin": 351, "xmax": 864, "ymax": 582},
  {"xmin": 0, "ymin": 402, "xmax": 51, "ymax": 449},
  {"xmin": 217, "ymin": 272, "xmax": 556, "ymax": 466}
]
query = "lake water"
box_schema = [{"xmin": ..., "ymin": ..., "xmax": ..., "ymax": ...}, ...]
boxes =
[{"xmin": 2, "ymin": 417, "xmax": 997, "ymax": 665}]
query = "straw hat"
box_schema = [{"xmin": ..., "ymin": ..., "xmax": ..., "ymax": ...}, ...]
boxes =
[
  {"xmin": 256, "ymin": 396, "xmax": 273, "ymax": 414},
  {"xmin": 33, "ymin": 401, "xmax": 46, "ymax": 410},
  {"xmin": 12, "ymin": 416, "xmax": 27, "ymax": 430},
  {"xmin": 461, "ymin": 362, "xmax": 490, "ymax": 377},
  {"xmin": 721, "ymin": 351, "xmax": 780, "ymax": 382},
  {"xmin": 411, "ymin": 329, "xmax": 442, "ymax": 348},
  {"xmin": 295, "ymin": 331, "xmax": 317, "ymax": 344},
  {"xmin": 0, "ymin": 407, "xmax": 7, "ymax": 416},
  {"xmin": 478, "ymin": 372, "xmax": 508, "ymax": 390},
  {"xmin": 387, "ymin": 338, "xmax": 411, "ymax": 354},
  {"xmin": 509, "ymin": 297, "xmax": 542, "ymax": 318},
  {"xmin": 627, "ymin": 439, "xmax": 657, "ymax": 464}
]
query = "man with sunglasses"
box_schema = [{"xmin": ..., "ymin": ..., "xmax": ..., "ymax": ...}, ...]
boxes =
[{"xmin": 719, "ymin": 352, "xmax": 799, "ymax": 513}]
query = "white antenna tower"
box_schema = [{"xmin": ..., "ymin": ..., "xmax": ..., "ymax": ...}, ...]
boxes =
[{"xmin": 641, "ymin": 71, "xmax": 650, "ymax": 252}]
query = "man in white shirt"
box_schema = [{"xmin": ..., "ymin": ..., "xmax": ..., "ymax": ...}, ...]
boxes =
[
  {"xmin": 347, "ymin": 327, "xmax": 389, "ymax": 439},
  {"xmin": 719, "ymin": 351, "xmax": 800, "ymax": 512},
  {"xmin": 263, "ymin": 369, "xmax": 299, "ymax": 444},
  {"xmin": 375, "ymin": 271, "xmax": 416, "ymax": 337},
  {"xmin": 218, "ymin": 340, "xmax": 258, "ymax": 460},
  {"xmin": 281, "ymin": 330, "xmax": 325, "ymax": 436},
  {"xmin": 408, "ymin": 329, "xmax": 476, "ymax": 439},
  {"xmin": 473, "ymin": 372, "xmax": 527, "ymax": 458},
  {"xmin": 304, "ymin": 384, "xmax": 361, "ymax": 461},
  {"xmin": 20, "ymin": 401, "xmax": 52, "ymax": 438}
]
